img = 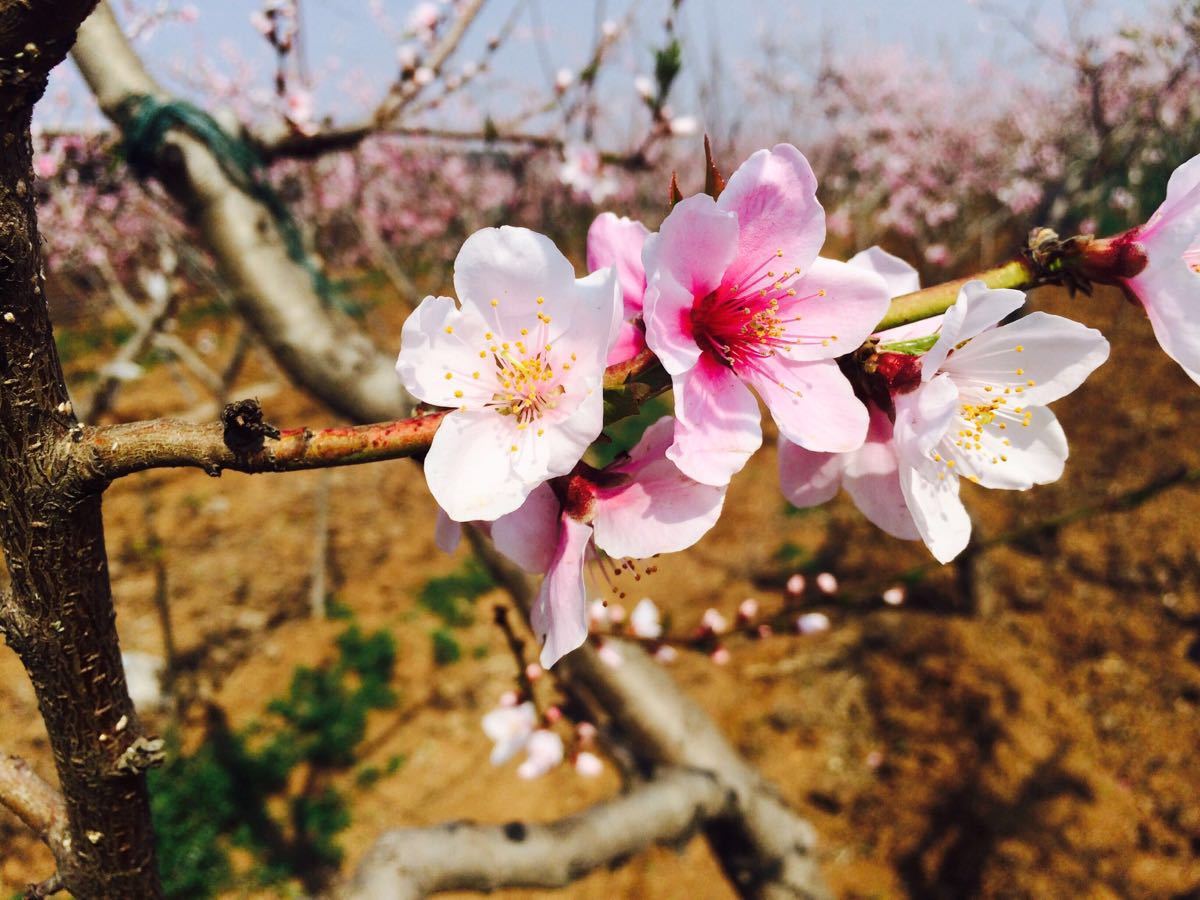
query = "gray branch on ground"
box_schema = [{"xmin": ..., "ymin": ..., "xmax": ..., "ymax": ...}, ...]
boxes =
[
  {"xmin": 466, "ymin": 530, "xmax": 833, "ymax": 900},
  {"xmin": 71, "ymin": 2, "xmax": 412, "ymax": 423},
  {"xmin": 348, "ymin": 767, "xmax": 732, "ymax": 899}
]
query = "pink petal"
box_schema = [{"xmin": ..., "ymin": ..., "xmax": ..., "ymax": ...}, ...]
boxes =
[
  {"xmin": 842, "ymin": 409, "xmax": 919, "ymax": 540},
  {"xmin": 642, "ymin": 269, "xmax": 703, "ymax": 374},
  {"xmin": 1156, "ymin": 152, "xmax": 1200, "ymax": 223},
  {"xmin": 778, "ymin": 438, "xmax": 843, "ymax": 508},
  {"xmin": 453, "ymin": 226, "xmax": 578, "ymax": 319},
  {"xmin": 1131, "ymin": 258, "xmax": 1200, "ymax": 385},
  {"xmin": 921, "ymin": 282, "xmax": 1026, "ymax": 379},
  {"xmin": 435, "ymin": 507, "xmax": 462, "ymax": 553},
  {"xmin": 593, "ymin": 417, "xmax": 727, "ymax": 558},
  {"xmin": 531, "ymin": 516, "xmax": 594, "ymax": 668},
  {"xmin": 848, "ymin": 246, "xmax": 921, "ymax": 297},
  {"xmin": 587, "ymin": 212, "xmax": 649, "ymax": 315},
  {"xmin": 644, "ymin": 193, "xmax": 738, "ymax": 297},
  {"xmin": 743, "ymin": 356, "xmax": 868, "ymax": 453},
  {"xmin": 492, "ymin": 482, "xmax": 562, "ymax": 573},
  {"xmin": 605, "ymin": 320, "xmax": 647, "ymax": 367},
  {"xmin": 778, "ymin": 257, "xmax": 891, "ymax": 362},
  {"xmin": 667, "ymin": 356, "xmax": 763, "ymax": 486},
  {"xmin": 716, "ymin": 144, "xmax": 825, "ymax": 289}
]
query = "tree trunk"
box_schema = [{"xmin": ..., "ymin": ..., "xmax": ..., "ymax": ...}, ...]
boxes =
[{"xmin": 0, "ymin": 1, "xmax": 163, "ymax": 894}]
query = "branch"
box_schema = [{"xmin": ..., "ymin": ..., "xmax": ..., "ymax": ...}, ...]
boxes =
[
  {"xmin": 71, "ymin": 2, "xmax": 412, "ymax": 423},
  {"xmin": 348, "ymin": 767, "xmax": 731, "ymax": 899},
  {"xmin": 466, "ymin": 531, "xmax": 833, "ymax": 900},
  {"xmin": 0, "ymin": 754, "xmax": 69, "ymax": 860},
  {"xmin": 81, "ymin": 408, "xmax": 445, "ymax": 480}
]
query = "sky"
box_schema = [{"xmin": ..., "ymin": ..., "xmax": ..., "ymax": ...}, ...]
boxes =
[{"xmin": 38, "ymin": 0, "xmax": 1155, "ymax": 133}]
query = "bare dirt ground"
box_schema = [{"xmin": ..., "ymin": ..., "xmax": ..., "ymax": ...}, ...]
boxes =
[{"xmin": 2, "ymin": 283, "xmax": 1198, "ymax": 898}]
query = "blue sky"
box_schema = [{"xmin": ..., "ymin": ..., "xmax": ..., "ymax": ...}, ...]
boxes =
[{"xmin": 39, "ymin": 0, "xmax": 1154, "ymax": 131}]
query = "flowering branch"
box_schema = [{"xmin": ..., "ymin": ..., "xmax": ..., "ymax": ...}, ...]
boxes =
[
  {"xmin": 81, "ymin": 404, "xmax": 445, "ymax": 481},
  {"xmin": 347, "ymin": 767, "xmax": 730, "ymax": 898}
]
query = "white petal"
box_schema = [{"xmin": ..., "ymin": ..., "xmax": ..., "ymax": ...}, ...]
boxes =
[
  {"xmin": 893, "ymin": 373, "xmax": 960, "ymax": 466},
  {"xmin": 939, "ymin": 404, "xmax": 1067, "ymax": 490},
  {"xmin": 423, "ymin": 412, "xmax": 527, "ymax": 522},
  {"xmin": 453, "ymin": 226, "xmax": 578, "ymax": 320},
  {"xmin": 899, "ymin": 460, "xmax": 972, "ymax": 563},
  {"xmin": 396, "ymin": 296, "xmax": 498, "ymax": 408},
  {"xmin": 943, "ymin": 311, "xmax": 1109, "ymax": 405},
  {"xmin": 922, "ymin": 282, "xmax": 1026, "ymax": 379},
  {"xmin": 848, "ymin": 245, "xmax": 921, "ymax": 297}
]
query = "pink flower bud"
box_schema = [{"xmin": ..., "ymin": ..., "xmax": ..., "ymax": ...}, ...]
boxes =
[
  {"xmin": 882, "ymin": 586, "xmax": 905, "ymax": 606},
  {"xmin": 738, "ymin": 597, "xmax": 759, "ymax": 620},
  {"xmin": 816, "ymin": 572, "xmax": 838, "ymax": 594},
  {"xmin": 710, "ymin": 646, "xmax": 731, "ymax": 665},
  {"xmin": 525, "ymin": 662, "xmax": 543, "ymax": 682},
  {"xmin": 785, "ymin": 573, "xmax": 805, "ymax": 596},
  {"xmin": 575, "ymin": 751, "xmax": 604, "ymax": 777}
]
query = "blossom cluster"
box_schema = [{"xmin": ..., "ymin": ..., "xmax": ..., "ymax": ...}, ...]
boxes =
[{"xmin": 397, "ymin": 141, "xmax": 1199, "ymax": 672}]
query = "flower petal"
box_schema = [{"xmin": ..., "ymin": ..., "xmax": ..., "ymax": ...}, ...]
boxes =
[
  {"xmin": 642, "ymin": 269, "xmax": 703, "ymax": 374},
  {"xmin": 593, "ymin": 417, "xmax": 727, "ymax": 558},
  {"xmin": 842, "ymin": 409, "xmax": 920, "ymax": 540},
  {"xmin": 1160, "ymin": 152, "xmax": 1200, "ymax": 220},
  {"xmin": 644, "ymin": 193, "xmax": 738, "ymax": 297},
  {"xmin": 848, "ymin": 245, "xmax": 921, "ymax": 297},
  {"xmin": 893, "ymin": 372, "xmax": 960, "ymax": 465},
  {"xmin": 899, "ymin": 459, "xmax": 972, "ymax": 563},
  {"xmin": 492, "ymin": 482, "xmax": 562, "ymax": 573},
  {"xmin": 779, "ymin": 257, "xmax": 891, "ymax": 362},
  {"xmin": 942, "ymin": 404, "xmax": 1068, "ymax": 490},
  {"xmin": 423, "ymin": 411, "xmax": 527, "ymax": 522},
  {"xmin": 1133, "ymin": 258, "xmax": 1200, "ymax": 385},
  {"xmin": 453, "ymin": 226, "xmax": 578, "ymax": 320},
  {"xmin": 396, "ymin": 295, "xmax": 498, "ymax": 408},
  {"xmin": 587, "ymin": 212, "xmax": 649, "ymax": 315},
  {"xmin": 605, "ymin": 319, "xmax": 647, "ymax": 367},
  {"xmin": 778, "ymin": 438, "xmax": 843, "ymax": 508},
  {"xmin": 743, "ymin": 356, "xmax": 868, "ymax": 453},
  {"xmin": 531, "ymin": 516, "xmax": 593, "ymax": 668},
  {"xmin": 668, "ymin": 355, "xmax": 763, "ymax": 486},
  {"xmin": 922, "ymin": 282, "xmax": 1026, "ymax": 379},
  {"xmin": 435, "ymin": 507, "xmax": 462, "ymax": 554},
  {"xmin": 942, "ymin": 311, "xmax": 1109, "ymax": 405},
  {"xmin": 717, "ymin": 143, "xmax": 825, "ymax": 288}
]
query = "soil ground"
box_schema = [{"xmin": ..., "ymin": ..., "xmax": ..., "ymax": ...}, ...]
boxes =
[{"xmin": 1, "ymin": 283, "xmax": 1198, "ymax": 898}]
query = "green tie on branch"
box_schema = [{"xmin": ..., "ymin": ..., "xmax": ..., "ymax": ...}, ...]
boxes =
[{"xmin": 117, "ymin": 94, "xmax": 360, "ymax": 316}]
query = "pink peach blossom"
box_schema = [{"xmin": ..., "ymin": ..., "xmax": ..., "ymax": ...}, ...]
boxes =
[
  {"xmin": 641, "ymin": 144, "xmax": 891, "ymax": 486},
  {"xmin": 1122, "ymin": 154, "xmax": 1200, "ymax": 384}
]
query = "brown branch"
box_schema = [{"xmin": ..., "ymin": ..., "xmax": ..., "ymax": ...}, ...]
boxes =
[
  {"xmin": 466, "ymin": 530, "xmax": 833, "ymax": 899},
  {"xmin": 0, "ymin": 754, "xmax": 69, "ymax": 860},
  {"xmin": 80, "ymin": 408, "xmax": 446, "ymax": 481},
  {"xmin": 347, "ymin": 767, "xmax": 732, "ymax": 899},
  {"xmin": 71, "ymin": 2, "xmax": 412, "ymax": 423}
]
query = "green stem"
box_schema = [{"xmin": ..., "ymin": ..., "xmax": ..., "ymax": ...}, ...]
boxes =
[{"xmin": 874, "ymin": 258, "xmax": 1037, "ymax": 332}]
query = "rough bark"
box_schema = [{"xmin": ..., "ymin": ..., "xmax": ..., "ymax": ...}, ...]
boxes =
[
  {"xmin": 70, "ymin": 2, "xmax": 411, "ymax": 424},
  {"xmin": 0, "ymin": 1, "xmax": 164, "ymax": 895},
  {"xmin": 349, "ymin": 767, "xmax": 732, "ymax": 899}
]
